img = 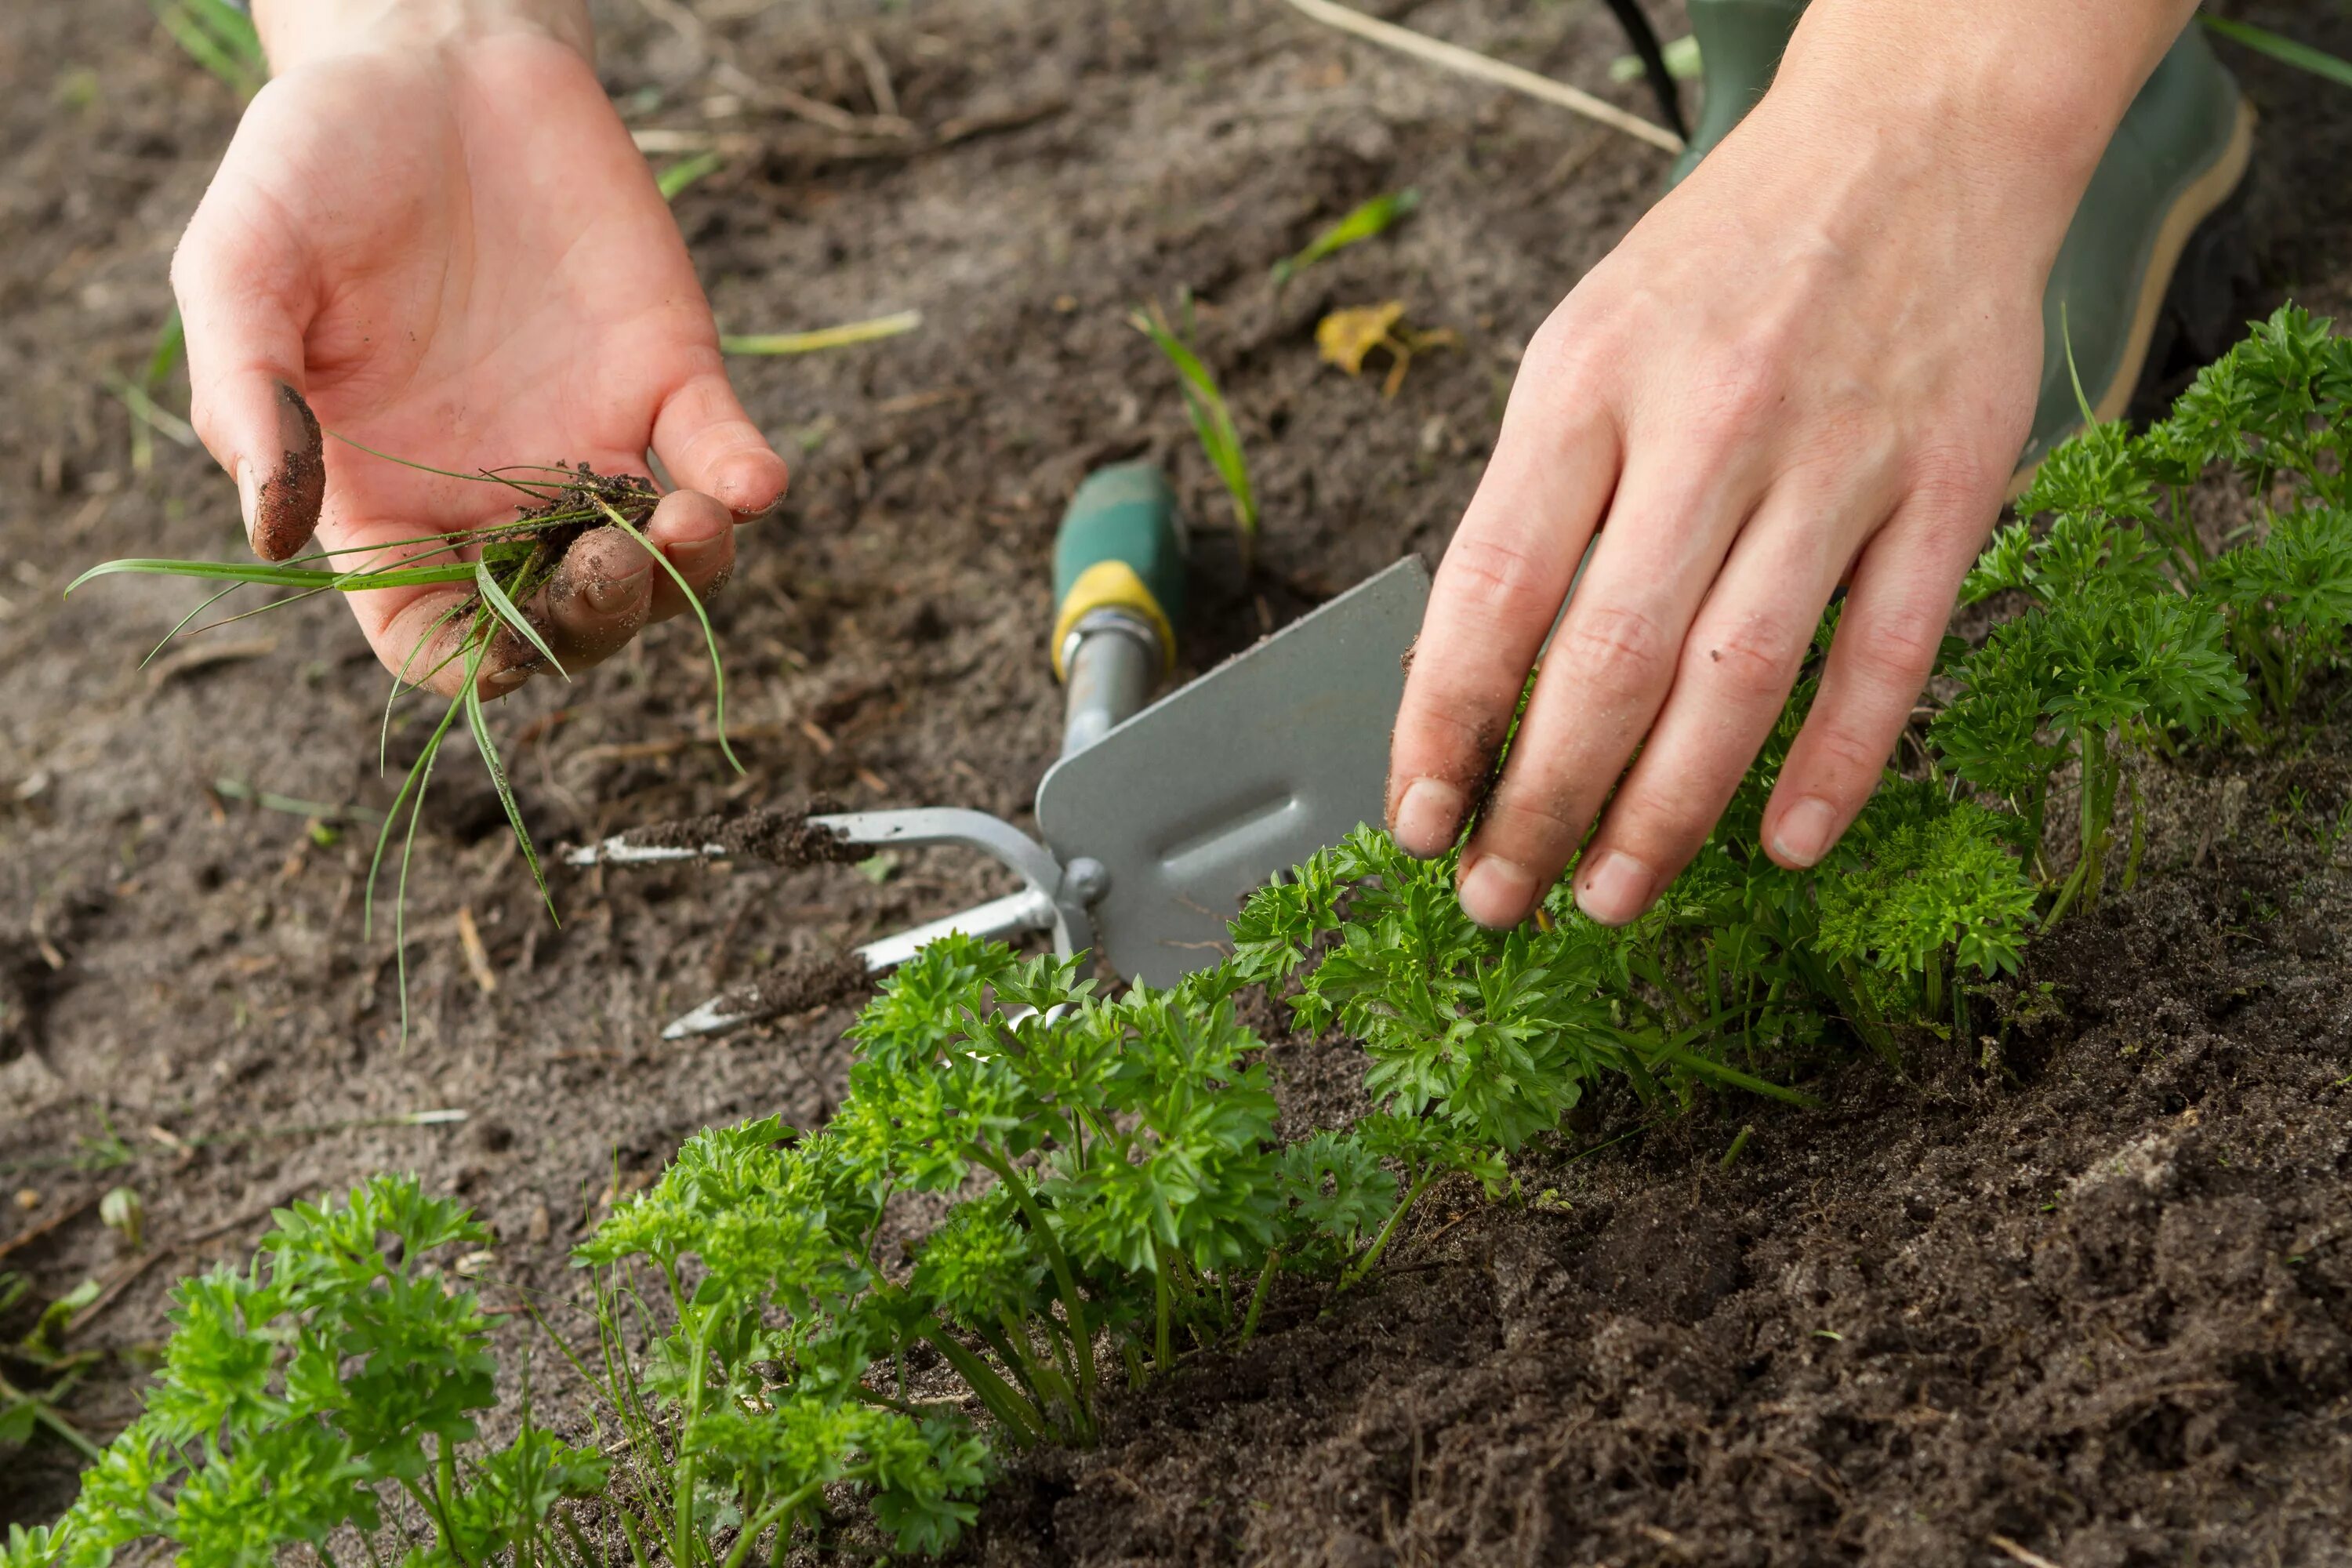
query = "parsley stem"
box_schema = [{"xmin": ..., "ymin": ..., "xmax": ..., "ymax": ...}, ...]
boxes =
[
  {"xmin": 1239, "ymin": 1250, "xmax": 1283, "ymax": 1345},
  {"xmin": 720, "ymin": 1484, "xmax": 822, "ymax": 1568},
  {"xmin": 672, "ymin": 1316, "xmax": 717, "ymax": 1568},
  {"xmin": 1342, "ymin": 1165, "xmax": 1435, "ymax": 1290},
  {"xmin": 921, "ymin": 1325, "xmax": 1046, "ymax": 1447},
  {"xmin": 978, "ymin": 1151, "xmax": 1098, "ymax": 1413}
]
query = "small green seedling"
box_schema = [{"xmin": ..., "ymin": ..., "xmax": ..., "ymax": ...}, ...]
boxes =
[
  {"xmin": 1131, "ymin": 294, "xmax": 1259, "ymax": 568},
  {"xmin": 1270, "ymin": 188, "xmax": 1421, "ymax": 292},
  {"xmin": 149, "ymin": 0, "xmax": 264, "ymax": 99},
  {"xmin": 656, "ymin": 149, "xmax": 724, "ymax": 201},
  {"xmin": 1946, "ymin": 305, "xmax": 2351, "ymax": 914},
  {"xmin": 2202, "ymin": 16, "xmax": 2352, "ymax": 92},
  {"xmin": 96, "ymin": 1188, "xmax": 143, "ymax": 1252}
]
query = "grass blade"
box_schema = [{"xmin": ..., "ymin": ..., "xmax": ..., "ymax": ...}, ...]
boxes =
[
  {"xmin": 720, "ymin": 310, "xmax": 923, "ymax": 356},
  {"xmin": 214, "ymin": 776, "xmax": 386, "ymax": 826},
  {"xmin": 463, "ymin": 681, "xmax": 557, "ymax": 921},
  {"xmin": 2203, "ymin": 16, "xmax": 2352, "ymax": 91},
  {"xmin": 67, "ymin": 557, "xmax": 478, "ymax": 597},
  {"xmin": 1130, "ymin": 299, "xmax": 1258, "ymax": 565},
  {"xmin": 1271, "ymin": 189, "xmax": 1420, "ymax": 290},
  {"xmin": 657, "ymin": 150, "xmax": 724, "ymax": 201},
  {"xmin": 149, "ymin": 0, "xmax": 264, "ymax": 96},
  {"xmin": 589, "ymin": 497, "xmax": 742, "ymax": 775},
  {"xmin": 142, "ymin": 583, "xmax": 247, "ymax": 667},
  {"xmin": 143, "ymin": 307, "xmax": 187, "ymax": 390},
  {"xmin": 474, "ymin": 557, "xmax": 568, "ymax": 680},
  {"xmin": 381, "ymin": 598, "xmax": 473, "ymax": 775},
  {"xmin": 102, "ymin": 373, "xmax": 196, "ymax": 453},
  {"xmin": 365, "ymin": 688, "xmax": 461, "ymax": 942}
]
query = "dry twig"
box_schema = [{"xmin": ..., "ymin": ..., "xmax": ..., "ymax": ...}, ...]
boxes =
[{"xmin": 1281, "ymin": 0, "xmax": 1684, "ymax": 153}]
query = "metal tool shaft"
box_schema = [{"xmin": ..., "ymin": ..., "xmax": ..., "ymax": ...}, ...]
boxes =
[{"xmin": 1060, "ymin": 610, "xmax": 1159, "ymax": 758}]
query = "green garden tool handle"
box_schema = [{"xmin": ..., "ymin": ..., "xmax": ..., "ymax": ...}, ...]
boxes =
[{"xmin": 1051, "ymin": 462, "xmax": 1187, "ymax": 680}]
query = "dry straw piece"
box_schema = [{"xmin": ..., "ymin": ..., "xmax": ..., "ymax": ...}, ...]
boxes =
[{"xmin": 1282, "ymin": 0, "xmax": 1686, "ymax": 154}]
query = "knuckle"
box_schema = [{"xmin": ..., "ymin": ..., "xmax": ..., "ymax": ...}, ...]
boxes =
[
  {"xmin": 1687, "ymin": 358, "xmax": 1784, "ymax": 445},
  {"xmin": 1692, "ymin": 615, "xmax": 1803, "ymax": 704},
  {"xmin": 1844, "ymin": 613, "xmax": 1941, "ymax": 688},
  {"xmin": 1556, "ymin": 602, "xmax": 1671, "ymax": 705},
  {"xmin": 1439, "ymin": 533, "xmax": 1551, "ymax": 615},
  {"xmin": 1479, "ymin": 788, "xmax": 1588, "ymax": 864},
  {"xmin": 1525, "ymin": 306, "xmax": 1615, "ymax": 387},
  {"xmin": 1906, "ymin": 439, "xmax": 2002, "ymax": 515},
  {"xmin": 1803, "ymin": 717, "xmax": 1896, "ymax": 786}
]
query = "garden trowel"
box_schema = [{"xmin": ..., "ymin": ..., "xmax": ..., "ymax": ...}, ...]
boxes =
[{"xmin": 568, "ymin": 463, "xmax": 1429, "ymax": 1039}]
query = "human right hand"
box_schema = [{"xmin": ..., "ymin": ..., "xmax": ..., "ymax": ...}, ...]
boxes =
[
  {"xmin": 1385, "ymin": 0, "xmax": 2197, "ymax": 930},
  {"xmin": 172, "ymin": 0, "xmax": 788, "ymax": 696}
]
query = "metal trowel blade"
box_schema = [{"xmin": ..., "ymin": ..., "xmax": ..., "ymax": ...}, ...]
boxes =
[{"xmin": 1033, "ymin": 554, "xmax": 1431, "ymax": 986}]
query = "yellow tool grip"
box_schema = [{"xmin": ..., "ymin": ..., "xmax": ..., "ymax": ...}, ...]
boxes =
[{"xmin": 1051, "ymin": 561, "xmax": 1177, "ymax": 680}]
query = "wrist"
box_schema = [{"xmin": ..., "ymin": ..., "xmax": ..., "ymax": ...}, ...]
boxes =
[
  {"xmin": 1757, "ymin": 0, "xmax": 2197, "ymax": 249},
  {"xmin": 252, "ymin": 0, "xmax": 593, "ymax": 72}
]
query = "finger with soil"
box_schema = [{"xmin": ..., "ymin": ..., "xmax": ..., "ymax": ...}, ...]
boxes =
[
  {"xmin": 174, "ymin": 184, "xmax": 327, "ymax": 559},
  {"xmin": 245, "ymin": 383, "xmax": 326, "ymax": 562},
  {"xmin": 372, "ymin": 586, "xmax": 534, "ymax": 700},
  {"xmin": 491, "ymin": 524, "xmax": 655, "ymax": 676}
]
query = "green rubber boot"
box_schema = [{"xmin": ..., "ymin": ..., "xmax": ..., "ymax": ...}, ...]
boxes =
[{"xmin": 1668, "ymin": 3, "xmax": 2257, "ymax": 482}]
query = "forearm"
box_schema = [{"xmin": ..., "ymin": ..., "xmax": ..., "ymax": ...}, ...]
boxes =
[
  {"xmin": 1753, "ymin": 0, "xmax": 2201, "ymax": 253},
  {"xmin": 252, "ymin": 0, "xmax": 593, "ymax": 69}
]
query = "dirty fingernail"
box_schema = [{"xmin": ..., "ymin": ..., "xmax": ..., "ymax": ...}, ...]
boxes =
[
  {"xmin": 1771, "ymin": 797, "xmax": 1839, "ymax": 868},
  {"xmin": 1575, "ymin": 850, "xmax": 1653, "ymax": 927},
  {"xmin": 235, "ymin": 459, "xmax": 260, "ymax": 535},
  {"xmin": 1458, "ymin": 855, "xmax": 1538, "ymax": 929},
  {"xmin": 485, "ymin": 663, "xmax": 532, "ymax": 695},
  {"xmin": 1391, "ymin": 778, "xmax": 1465, "ymax": 857},
  {"xmin": 584, "ymin": 561, "xmax": 652, "ymax": 614},
  {"xmin": 249, "ymin": 381, "xmax": 325, "ymax": 561}
]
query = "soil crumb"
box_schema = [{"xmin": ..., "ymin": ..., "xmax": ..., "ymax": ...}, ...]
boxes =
[{"xmin": 621, "ymin": 804, "xmax": 862, "ymax": 868}]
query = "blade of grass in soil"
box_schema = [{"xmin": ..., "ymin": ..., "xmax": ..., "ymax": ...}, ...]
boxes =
[
  {"xmin": 1131, "ymin": 294, "xmax": 1258, "ymax": 568},
  {"xmin": 2203, "ymin": 16, "xmax": 2352, "ymax": 90},
  {"xmin": 657, "ymin": 150, "xmax": 724, "ymax": 200},
  {"xmin": 149, "ymin": 0, "xmax": 264, "ymax": 97},
  {"xmin": 1271, "ymin": 188, "xmax": 1420, "ymax": 291}
]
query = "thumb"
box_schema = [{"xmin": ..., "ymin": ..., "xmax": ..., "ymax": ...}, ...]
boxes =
[{"xmin": 171, "ymin": 185, "xmax": 325, "ymax": 562}]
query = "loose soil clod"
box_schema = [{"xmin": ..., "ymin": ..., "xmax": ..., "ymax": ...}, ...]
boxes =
[
  {"xmin": 619, "ymin": 802, "xmax": 863, "ymax": 868},
  {"xmin": 701, "ymin": 951, "xmax": 874, "ymax": 1023}
]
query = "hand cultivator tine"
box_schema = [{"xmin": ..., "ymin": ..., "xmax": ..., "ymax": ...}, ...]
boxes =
[
  {"xmin": 562, "ymin": 835, "xmax": 730, "ymax": 866},
  {"xmin": 608, "ymin": 808, "xmax": 1101, "ymax": 1041},
  {"xmin": 659, "ymin": 886, "xmax": 1062, "ymax": 1040}
]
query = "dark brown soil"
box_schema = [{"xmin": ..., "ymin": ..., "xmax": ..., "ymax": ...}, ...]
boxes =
[
  {"xmin": 967, "ymin": 828, "xmax": 2352, "ymax": 1566},
  {"xmin": 4, "ymin": 0, "xmax": 2351, "ymax": 1561}
]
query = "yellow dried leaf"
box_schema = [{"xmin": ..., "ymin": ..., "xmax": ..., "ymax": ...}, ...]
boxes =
[{"xmin": 1316, "ymin": 301, "xmax": 1407, "ymax": 376}]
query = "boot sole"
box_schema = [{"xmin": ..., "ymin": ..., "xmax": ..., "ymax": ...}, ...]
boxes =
[{"xmin": 2008, "ymin": 96, "xmax": 2259, "ymax": 498}]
